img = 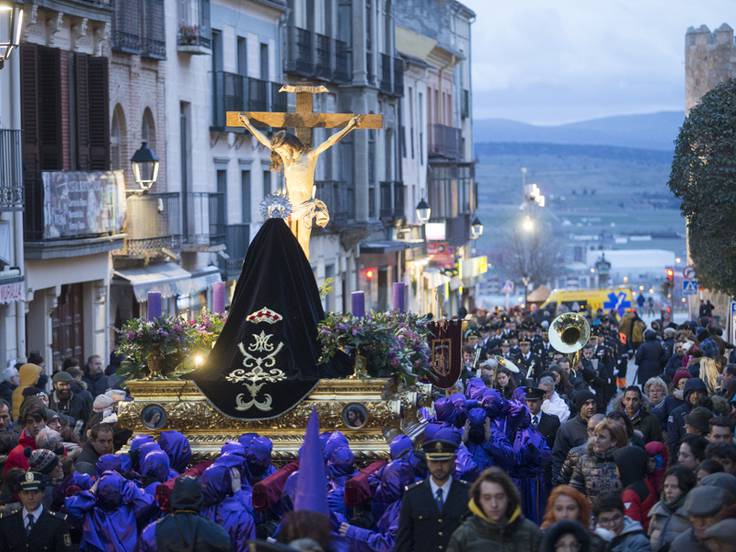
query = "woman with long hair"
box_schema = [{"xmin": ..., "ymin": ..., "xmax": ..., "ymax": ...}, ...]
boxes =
[
  {"xmin": 494, "ymin": 367, "xmax": 516, "ymax": 400},
  {"xmin": 540, "ymin": 485, "xmax": 591, "ymax": 529},
  {"xmin": 648, "ymin": 465, "xmax": 696, "ymax": 551}
]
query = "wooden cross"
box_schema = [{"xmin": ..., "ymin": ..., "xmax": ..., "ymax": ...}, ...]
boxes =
[{"xmin": 225, "ymin": 84, "xmax": 383, "ymax": 148}]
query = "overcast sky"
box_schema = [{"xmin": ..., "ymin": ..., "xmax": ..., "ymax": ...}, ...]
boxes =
[{"xmin": 462, "ymin": 0, "xmax": 733, "ymax": 124}]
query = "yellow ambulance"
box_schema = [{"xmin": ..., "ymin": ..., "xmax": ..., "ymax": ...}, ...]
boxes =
[{"xmin": 541, "ymin": 288, "xmax": 636, "ymax": 315}]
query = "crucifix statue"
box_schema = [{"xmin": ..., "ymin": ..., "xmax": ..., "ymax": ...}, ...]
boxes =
[{"xmin": 226, "ymin": 84, "xmax": 383, "ymax": 259}]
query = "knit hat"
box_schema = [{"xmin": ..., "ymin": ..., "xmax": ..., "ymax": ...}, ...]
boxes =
[
  {"xmin": 673, "ymin": 370, "xmax": 690, "ymax": 389},
  {"xmin": 685, "ymin": 406, "xmax": 713, "ymax": 434},
  {"xmin": 28, "ymin": 448, "xmax": 59, "ymax": 475},
  {"xmin": 683, "ymin": 378, "xmax": 708, "ymax": 399},
  {"xmin": 93, "ymin": 394, "xmax": 115, "ymax": 413},
  {"xmin": 573, "ymin": 389, "xmax": 596, "ymax": 413},
  {"xmin": 52, "ymin": 371, "xmax": 74, "ymax": 384}
]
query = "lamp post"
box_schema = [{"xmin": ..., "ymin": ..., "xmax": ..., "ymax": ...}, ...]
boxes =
[
  {"xmin": 131, "ymin": 141, "xmax": 160, "ymax": 192},
  {"xmin": 0, "ymin": 1, "xmax": 23, "ymax": 70},
  {"xmin": 415, "ymin": 198, "xmax": 431, "ymax": 225}
]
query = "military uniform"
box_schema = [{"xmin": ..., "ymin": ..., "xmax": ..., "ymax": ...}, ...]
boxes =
[
  {"xmin": 0, "ymin": 472, "xmax": 72, "ymax": 552},
  {"xmin": 395, "ymin": 433, "xmax": 470, "ymax": 552}
]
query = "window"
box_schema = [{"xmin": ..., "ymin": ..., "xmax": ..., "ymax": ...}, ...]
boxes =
[
  {"xmin": 111, "ymin": 106, "xmax": 126, "ymax": 170},
  {"xmin": 142, "ymin": 108, "xmax": 155, "ymax": 151},
  {"xmin": 241, "ymin": 170, "xmax": 251, "ymax": 223},
  {"xmin": 237, "ymin": 36, "xmax": 247, "ymax": 76},
  {"xmin": 368, "ymin": 129, "xmax": 376, "ymax": 218},
  {"xmin": 260, "ymin": 43, "xmax": 269, "ymax": 80},
  {"xmin": 212, "ymin": 29, "xmax": 223, "ymax": 72},
  {"xmin": 263, "ymin": 170, "xmax": 271, "ymax": 198},
  {"xmin": 409, "ymin": 87, "xmax": 414, "ymax": 159}
]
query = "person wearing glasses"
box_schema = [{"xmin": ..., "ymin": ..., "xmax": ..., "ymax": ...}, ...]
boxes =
[{"xmin": 593, "ymin": 492, "xmax": 650, "ymax": 552}]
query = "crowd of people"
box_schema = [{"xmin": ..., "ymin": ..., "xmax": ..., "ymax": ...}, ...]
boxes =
[{"xmin": 0, "ymin": 303, "xmax": 735, "ymax": 551}]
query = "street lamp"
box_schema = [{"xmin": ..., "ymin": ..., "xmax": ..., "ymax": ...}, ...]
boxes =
[
  {"xmin": 416, "ymin": 198, "xmax": 431, "ymax": 224},
  {"xmin": 0, "ymin": 2, "xmax": 23, "ymax": 70},
  {"xmin": 521, "ymin": 214, "xmax": 535, "ymax": 233},
  {"xmin": 131, "ymin": 141, "xmax": 159, "ymax": 192},
  {"xmin": 471, "ymin": 216, "xmax": 483, "ymax": 239}
]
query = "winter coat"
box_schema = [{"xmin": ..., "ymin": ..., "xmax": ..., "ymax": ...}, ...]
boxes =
[
  {"xmin": 446, "ymin": 500, "xmax": 542, "ymax": 552},
  {"xmin": 0, "ymin": 381, "xmax": 15, "ymax": 405},
  {"xmin": 541, "ymin": 392, "xmax": 570, "ymax": 424},
  {"xmin": 627, "ymin": 408, "xmax": 662, "ymax": 444},
  {"xmin": 652, "ymin": 394, "xmax": 684, "ymax": 425},
  {"xmin": 569, "ymin": 446, "xmax": 621, "ymax": 502},
  {"xmin": 647, "ymin": 498, "xmax": 690, "ymax": 552},
  {"xmin": 607, "ymin": 517, "xmax": 650, "ymax": 552},
  {"xmin": 2, "ymin": 429, "xmax": 35, "ymax": 475},
  {"xmin": 49, "ymin": 390, "xmax": 90, "ymax": 425},
  {"xmin": 634, "ymin": 335, "xmax": 665, "ymax": 384},
  {"xmin": 551, "ymin": 415, "xmax": 588, "ymax": 477},
  {"xmin": 11, "ymin": 363, "xmax": 41, "ymax": 419},
  {"xmin": 666, "ymin": 379, "xmax": 708, "ymax": 457},
  {"xmin": 83, "ymin": 372, "xmax": 110, "ymax": 398},
  {"xmin": 556, "ymin": 441, "xmax": 587, "ymax": 486},
  {"xmin": 669, "ymin": 527, "xmax": 709, "ymax": 552}
]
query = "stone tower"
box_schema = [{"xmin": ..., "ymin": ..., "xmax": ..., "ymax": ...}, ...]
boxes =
[{"xmin": 685, "ymin": 23, "xmax": 736, "ymax": 113}]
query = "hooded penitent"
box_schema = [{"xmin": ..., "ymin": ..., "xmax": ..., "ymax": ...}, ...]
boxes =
[
  {"xmin": 199, "ymin": 462, "xmax": 256, "ymax": 549},
  {"xmin": 193, "ymin": 219, "xmax": 344, "ymax": 419},
  {"xmin": 158, "ymin": 430, "xmax": 192, "ymax": 474},
  {"xmin": 294, "ymin": 409, "xmax": 329, "ymax": 516}
]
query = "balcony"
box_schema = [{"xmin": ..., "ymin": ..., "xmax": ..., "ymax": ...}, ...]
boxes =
[
  {"xmin": 366, "ymin": 52, "xmax": 374, "ymax": 84},
  {"xmin": 112, "ymin": 0, "xmax": 165, "ymax": 58},
  {"xmin": 285, "ymin": 26, "xmax": 314, "ymax": 77},
  {"xmin": 315, "ymin": 33, "xmax": 332, "ymax": 80},
  {"xmin": 218, "ymin": 223, "xmax": 250, "ymax": 279},
  {"xmin": 379, "ymin": 181, "xmax": 405, "ymax": 222},
  {"xmin": 114, "ymin": 192, "xmax": 181, "ymax": 261},
  {"xmin": 212, "ymin": 72, "xmax": 285, "ymax": 128},
  {"xmin": 24, "ymin": 171, "xmax": 126, "ymax": 259},
  {"xmin": 461, "ymin": 89, "xmax": 470, "ymax": 119},
  {"xmin": 429, "ymin": 123, "xmax": 462, "ymax": 160},
  {"xmin": 315, "ymin": 180, "xmax": 353, "ymax": 227},
  {"xmin": 177, "ymin": 0, "xmax": 211, "ymax": 54},
  {"xmin": 335, "ymin": 39, "xmax": 351, "ymax": 83},
  {"xmin": 0, "ymin": 130, "xmax": 23, "ymax": 212},
  {"xmin": 182, "ymin": 192, "xmax": 225, "ymax": 250}
]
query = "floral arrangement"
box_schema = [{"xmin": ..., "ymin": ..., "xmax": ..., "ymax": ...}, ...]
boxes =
[
  {"xmin": 115, "ymin": 310, "xmax": 225, "ymax": 380},
  {"xmin": 178, "ymin": 24, "xmax": 201, "ymax": 45},
  {"xmin": 317, "ymin": 311, "xmax": 432, "ymax": 385}
]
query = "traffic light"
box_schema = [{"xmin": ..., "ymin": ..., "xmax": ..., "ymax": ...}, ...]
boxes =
[{"xmin": 665, "ymin": 267, "xmax": 674, "ymax": 283}]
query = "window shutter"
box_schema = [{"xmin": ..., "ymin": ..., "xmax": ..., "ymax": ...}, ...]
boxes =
[
  {"xmin": 37, "ymin": 46, "xmax": 63, "ymax": 170},
  {"xmin": 20, "ymin": 44, "xmax": 39, "ymax": 177},
  {"xmin": 75, "ymin": 52, "xmax": 91, "ymax": 170},
  {"xmin": 87, "ymin": 56, "xmax": 110, "ymax": 170}
]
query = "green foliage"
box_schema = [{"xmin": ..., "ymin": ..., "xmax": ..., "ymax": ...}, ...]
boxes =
[{"xmin": 668, "ymin": 79, "xmax": 736, "ymax": 295}]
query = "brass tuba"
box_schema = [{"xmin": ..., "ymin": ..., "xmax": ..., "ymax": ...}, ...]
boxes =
[{"xmin": 548, "ymin": 312, "xmax": 591, "ymax": 369}]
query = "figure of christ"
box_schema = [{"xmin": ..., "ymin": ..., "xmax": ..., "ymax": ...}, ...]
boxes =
[{"xmin": 237, "ymin": 113, "xmax": 364, "ymax": 258}]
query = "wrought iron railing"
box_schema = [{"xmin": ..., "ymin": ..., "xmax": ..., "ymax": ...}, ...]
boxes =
[
  {"xmin": 429, "ymin": 123, "xmax": 461, "ymax": 159},
  {"xmin": 335, "ymin": 39, "xmax": 351, "ymax": 83},
  {"xmin": 315, "ymin": 33, "xmax": 332, "ymax": 79},
  {"xmin": 219, "ymin": 223, "xmax": 250, "ymax": 276},
  {"xmin": 285, "ymin": 26, "xmax": 314, "ymax": 76},
  {"xmin": 177, "ymin": 0, "xmax": 211, "ymax": 51},
  {"xmin": 184, "ymin": 192, "xmax": 225, "ymax": 246},
  {"xmin": 379, "ymin": 180, "xmax": 405, "ymax": 221},
  {"xmin": 116, "ymin": 192, "xmax": 181, "ymax": 258},
  {"xmin": 272, "ymin": 82, "xmax": 288, "ymax": 112},
  {"xmin": 212, "ymin": 72, "xmax": 283, "ymax": 127},
  {"xmin": 380, "ymin": 53, "xmax": 392, "ymax": 94},
  {"xmin": 366, "ymin": 52, "xmax": 374, "ymax": 84},
  {"xmin": 247, "ymin": 77, "xmax": 269, "ymax": 112},
  {"xmin": 0, "ymin": 129, "xmax": 23, "ymax": 212},
  {"xmin": 315, "ymin": 180, "xmax": 353, "ymax": 225},
  {"xmin": 393, "ymin": 57, "xmax": 404, "ymax": 96}
]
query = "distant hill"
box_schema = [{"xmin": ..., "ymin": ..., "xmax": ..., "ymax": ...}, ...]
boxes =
[
  {"xmin": 475, "ymin": 142, "xmax": 674, "ymax": 164},
  {"xmin": 473, "ymin": 111, "xmax": 684, "ymax": 151}
]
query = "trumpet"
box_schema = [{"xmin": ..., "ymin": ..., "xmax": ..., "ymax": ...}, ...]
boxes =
[{"xmin": 548, "ymin": 312, "xmax": 590, "ymax": 370}]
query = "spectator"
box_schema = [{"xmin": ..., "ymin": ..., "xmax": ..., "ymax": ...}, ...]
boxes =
[
  {"xmin": 705, "ymin": 443, "xmax": 736, "ymax": 475},
  {"xmin": 10, "ymin": 363, "xmax": 42, "ymax": 419},
  {"xmin": 644, "ymin": 377, "xmax": 667, "ymax": 415},
  {"xmin": 648, "ymin": 465, "xmax": 697, "ymax": 551},
  {"xmin": 635, "ymin": 329, "xmax": 665, "ymax": 385},
  {"xmin": 614, "ymin": 445, "xmax": 657, "ymax": 531},
  {"xmin": 48, "ymin": 371, "xmax": 89, "ymax": 427},
  {"xmin": 552, "ymin": 390, "xmax": 598, "ymax": 479},
  {"xmin": 541, "ymin": 520, "xmax": 592, "ymax": 552},
  {"xmin": 707, "ymin": 416, "xmax": 734, "ymax": 444},
  {"xmin": 446, "ymin": 467, "xmax": 542, "ymax": 552},
  {"xmin": 677, "ymin": 435, "xmax": 709, "ymax": 471},
  {"xmin": 63, "ymin": 365, "xmax": 93, "ymax": 411},
  {"xmin": 75, "ymin": 423, "xmax": 115, "ymax": 467},
  {"xmin": 669, "ymin": 485, "xmax": 734, "ymax": 552},
  {"xmin": 695, "ymin": 459, "xmax": 724, "ymax": 482},
  {"xmin": 539, "ymin": 375, "xmax": 570, "ymax": 424},
  {"xmin": 570, "ymin": 418, "xmax": 625, "ymax": 501},
  {"xmin": 557, "ymin": 414, "xmax": 605, "ymax": 486},
  {"xmin": 0, "ymin": 399, "xmax": 17, "ymax": 438},
  {"xmin": 593, "ymin": 491, "xmax": 649, "ymax": 551},
  {"xmin": 0, "ymin": 365, "xmax": 19, "ymax": 406},
  {"xmin": 83, "ymin": 355, "xmax": 109, "ymax": 398},
  {"xmin": 685, "ymin": 406, "xmax": 714, "ymax": 437},
  {"xmin": 540, "ymin": 485, "xmax": 591, "ymax": 529},
  {"xmin": 620, "ymin": 385, "xmax": 663, "ymax": 443},
  {"xmin": 667, "ymin": 378, "xmax": 710, "ymax": 458},
  {"xmin": 3, "ymin": 398, "xmax": 47, "ymax": 475}
]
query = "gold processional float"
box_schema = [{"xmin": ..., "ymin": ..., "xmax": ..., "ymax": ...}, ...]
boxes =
[{"xmin": 117, "ymin": 84, "xmax": 456, "ymax": 461}]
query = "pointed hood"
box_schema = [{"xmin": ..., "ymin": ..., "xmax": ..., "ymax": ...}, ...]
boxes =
[
  {"xmin": 293, "ymin": 409, "xmax": 329, "ymax": 516},
  {"xmin": 158, "ymin": 430, "xmax": 192, "ymax": 473},
  {"xmin": 192, "ymin": 219, "xmax": 325, "ymax": 419}
]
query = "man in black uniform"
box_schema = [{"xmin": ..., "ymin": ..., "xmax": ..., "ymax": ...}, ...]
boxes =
[
  {"xmin": 524, "ymin": 386, "xmax": 560, "ymax": 448},
  {"xmin": 395, "ymin": 428, "xmax": 469, "ymax": 552},
  {"xmin": 0, "ymin": 471, "xmax": 72, "ymax": 551}
]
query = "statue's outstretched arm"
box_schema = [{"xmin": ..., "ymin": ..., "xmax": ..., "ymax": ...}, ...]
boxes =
[
  {"xmin": 238, "ymin": 113, "xmax": 273, "ymax": 150},
  {"xmin": 312, "ymin": 115, "xmax": 364, "ymax": 157}
]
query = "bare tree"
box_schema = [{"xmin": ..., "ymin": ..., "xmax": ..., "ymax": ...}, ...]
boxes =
[{"xmin": 502, "ymin": 224, "xmax": 562, "ymax": 302}]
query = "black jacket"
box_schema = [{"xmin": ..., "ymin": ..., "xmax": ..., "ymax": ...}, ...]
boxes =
[
  {"xmin": 82, "ymin": 373, "xmax": 109, "ymax": 398},
  {"xmin": 0, "ymin": 507, "xmax": 73, "ymax": 551},
  {"xmin": 635, "ymin": 336, "xmax": 665, "ymax": 384},
  {"xmin": 49, "ymin": 392, "xmax": 89, "ymax": 425},
  {"xmin": 0, "ymin": 381, "xmax": 15, "ymax": 406},
  {"xmin": 74, "ymin": 442, "xmax": 101, "ymax": 468},
  {"xmin": 395, "ymin": 478, "xmax": 470, "ymax": 552},
  {"xmin": 628, "ymin": 407, "xmax": 663, "ymax": 444},
  {"xmin": 152, "ymin": 512, "xmax": 232, "ymax": 552},
  {"xmin": 552, "ymin": 415, "xmax": 589, "ymax": 477},
  {"xmin": 535, "ymin": 412, "xmax": 561, "ymax": 449}
]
